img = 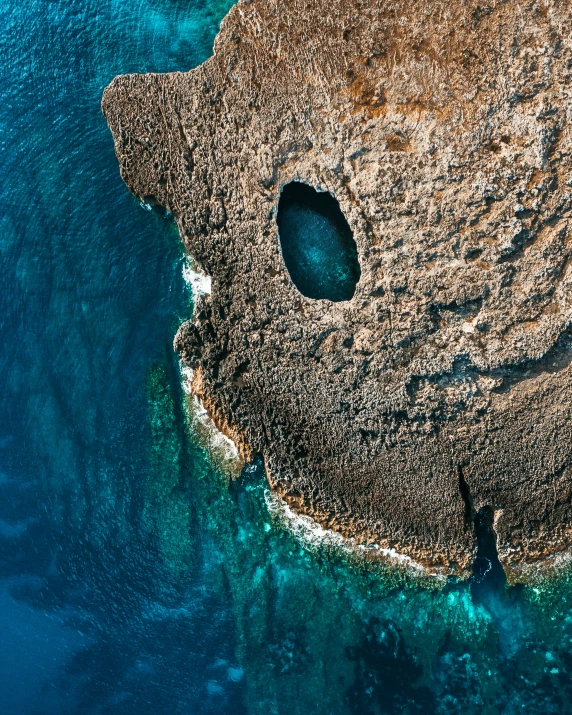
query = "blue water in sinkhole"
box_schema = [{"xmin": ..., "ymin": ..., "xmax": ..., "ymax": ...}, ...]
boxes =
[
  {"xmin": 277, "ymin": 182, "xmax": 360, "ymax": 301},
  {"xmin": 2, "ymin": 0, "xmax": 572, "ymax": 712}
]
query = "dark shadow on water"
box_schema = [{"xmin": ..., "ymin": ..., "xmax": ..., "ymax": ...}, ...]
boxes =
[
  {"xmin": 277, "ymin": 181, "xmax": 360, "ymax": 302},
  {"xmin": 470, "ymin": 506, "xmax": 506, "ymax": 603},
  {"xmin": 345, "ymin": 617, "xmax": 437, "ymax": 714},
  {"xmin": 469, "ymin": 507, "xmax": 526, "ymax": 657},
  {"xmin": 457, "ymin": 467, "xmax": 506, "ymax": 604}
]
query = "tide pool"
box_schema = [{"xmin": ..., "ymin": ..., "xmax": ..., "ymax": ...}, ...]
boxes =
[{"xmin": 1, "ymin": 0, "xmax": 572, "ymax": 713}]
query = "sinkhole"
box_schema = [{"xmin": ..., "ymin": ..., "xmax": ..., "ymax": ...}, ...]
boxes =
[{"xmin": 276, "ymin": 181, "xmax": 361, "ymax": 302}]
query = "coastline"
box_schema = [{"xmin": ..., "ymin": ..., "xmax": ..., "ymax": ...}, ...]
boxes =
[{"xmin": 103, "ymin": 0, "xmax": 572, "ymax": 580}]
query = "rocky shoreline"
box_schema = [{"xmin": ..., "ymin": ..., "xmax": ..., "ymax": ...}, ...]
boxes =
[{"xmin": 103, "ymin": 0, "xmax": 572, "ymax": 578}]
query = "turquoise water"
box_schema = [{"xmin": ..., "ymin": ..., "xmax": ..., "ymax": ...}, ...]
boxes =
[
  {"xmin": 1, "ymin": 0, "xmax": 572, "ymax": 712},
  {"xmin": 277, "ymin": 181, "xmax": 361, "ymax": 301}
]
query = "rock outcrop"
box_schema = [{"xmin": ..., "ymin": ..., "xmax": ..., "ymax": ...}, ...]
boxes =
[{"xmin": 103, "ymin": 0, "xmax": 572, "ymax": 577}]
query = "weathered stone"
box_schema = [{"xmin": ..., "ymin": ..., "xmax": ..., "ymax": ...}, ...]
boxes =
[{"xmin": 103, "ymin": 0, "xmax": 572, "ymax": 577}]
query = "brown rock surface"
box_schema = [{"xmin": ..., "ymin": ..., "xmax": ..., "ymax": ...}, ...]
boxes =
[{"xmin": 102, "ymin": 0, "xmax": 572, "ymax": 577}]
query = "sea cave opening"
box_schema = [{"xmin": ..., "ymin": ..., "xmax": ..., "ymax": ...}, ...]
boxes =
[
  {"xmin": 471, "ymin": 506, "xmax": 506, "ymax": 598},
  {"xmin": 276, "ymin": 181, "xmax": 361, "ymax": 302}
]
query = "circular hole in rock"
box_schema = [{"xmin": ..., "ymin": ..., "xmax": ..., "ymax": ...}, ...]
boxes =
[{"xmin": 276, "ymin": 181, "xmax": 361, "ymax": 301}]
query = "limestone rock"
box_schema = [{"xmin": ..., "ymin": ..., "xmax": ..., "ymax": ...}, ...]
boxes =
[{"xmin": 103, "ymin": 0, "xmax": 572, "ymax": 577}]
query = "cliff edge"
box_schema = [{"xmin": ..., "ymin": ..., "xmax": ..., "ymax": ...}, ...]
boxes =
[{"xmin": 103, "ymin": 0, "xmax": 572, "ymax": 577}]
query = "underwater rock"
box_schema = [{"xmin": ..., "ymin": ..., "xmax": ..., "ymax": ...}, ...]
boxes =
[{"xmin": 103, "ymin": 0, "xmax": 572, "ymax": 577}]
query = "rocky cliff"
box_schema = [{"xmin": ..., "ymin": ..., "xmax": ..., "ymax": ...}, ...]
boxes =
[{"xmin": 103, "ymin": 0, "xmax": 572, "ymax": 577}]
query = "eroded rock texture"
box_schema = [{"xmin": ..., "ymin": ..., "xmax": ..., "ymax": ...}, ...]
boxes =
[{"xmin": 103, "ymin": 0, "xmax": 572, "ymax": 577}]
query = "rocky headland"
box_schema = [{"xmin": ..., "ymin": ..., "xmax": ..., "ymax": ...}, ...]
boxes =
[{"xmin": 103, "ymin": 0, "xmax": 572, "ymax": 578}]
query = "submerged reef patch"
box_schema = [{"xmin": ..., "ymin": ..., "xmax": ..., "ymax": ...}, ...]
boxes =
[{"xmin": 103, "ymin": 0, "xmax": 572, "ymax": 578}]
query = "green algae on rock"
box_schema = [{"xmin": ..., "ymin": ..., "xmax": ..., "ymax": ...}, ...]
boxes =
[{"xmin": 103, "ymin": 0, "xmax": 572, "ymax": 578}]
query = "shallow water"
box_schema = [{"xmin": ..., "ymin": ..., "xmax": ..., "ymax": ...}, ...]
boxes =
[{"xmin": 1, "ymin": 0, "xmax": 572, "ymax": 713}]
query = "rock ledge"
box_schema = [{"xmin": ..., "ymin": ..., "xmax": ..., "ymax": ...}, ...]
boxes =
[{"xmin": 103, "ymin": 0, "xmax": 572, "ymax": 577}]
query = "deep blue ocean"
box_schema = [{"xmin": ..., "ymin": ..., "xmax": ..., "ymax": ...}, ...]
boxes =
[{"xmin": 2, "ymin": 1, "xmax": 572, "ymax": 713}]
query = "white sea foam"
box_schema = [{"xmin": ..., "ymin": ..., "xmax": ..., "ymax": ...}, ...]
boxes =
[
  {"xmin": 180, "ymin": 362, "xmax": 239, "ymax": 461},
  {"xmin": 514, "ymin": 546, "xmax": 572, "ymax": 581},
  {"xmin": 192, "ymin": 394, "xmax": 239, "ymax": 459},
  {"xmin": 180, "ymin": 365, "xmax": 194, "ymax": 395},
  {"xmin": 264, "ymin": 489, "xmax": 349, "ymax": 552},
  {"xmin": 182, "ymin": 257, "xmax": 211, "ymax": 296},
  {"xmin": 181, "ymin": 363, "xmax": 444, "ymax": 579},
  {"xmin": 264, "ymin": 489, "xmax": 430, "ymax": 575}
]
